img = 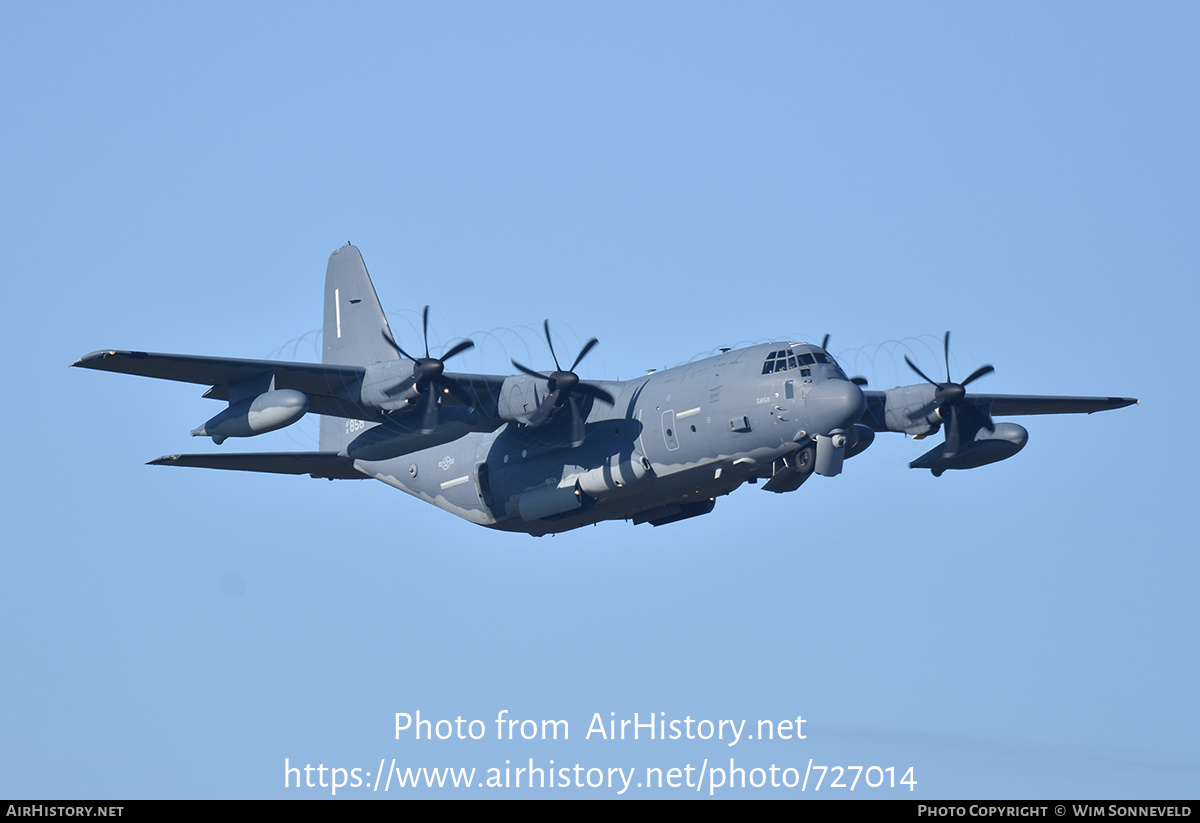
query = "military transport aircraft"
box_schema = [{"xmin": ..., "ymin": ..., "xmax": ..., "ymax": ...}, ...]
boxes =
[{"xmin": 74, "ymin": 244, "xmax": 1137, "ymax": 536}]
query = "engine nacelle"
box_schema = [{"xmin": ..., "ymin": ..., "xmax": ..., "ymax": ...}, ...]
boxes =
[
  {"xmin": 192, "ymin": 389, "xmax": 309, "ymax": 445},
  {"xmin": 496, "ymin": 374, "xmax": 545, "ymax": 424},
  {"xmin": 882, "ymin": 383, "xmax": 942, "ymax": 436},
  {"xmin": 360, "ymin": 359, "xmax": 421, "ymax": 411}
]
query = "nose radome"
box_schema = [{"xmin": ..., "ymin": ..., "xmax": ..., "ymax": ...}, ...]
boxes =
[{"xmin": 805, "ymin": 378, "xmax": 866, "ymax": 434}]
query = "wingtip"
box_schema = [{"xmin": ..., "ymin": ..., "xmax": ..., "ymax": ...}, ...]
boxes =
[{"xmin": 71, "ymin": 350, "xmax": 115, "ymax": 368}]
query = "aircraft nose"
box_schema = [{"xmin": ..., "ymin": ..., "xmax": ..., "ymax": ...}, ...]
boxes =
[{"xmin": 805, "ymin": 377, "xmax": 866, "ymax": 434}]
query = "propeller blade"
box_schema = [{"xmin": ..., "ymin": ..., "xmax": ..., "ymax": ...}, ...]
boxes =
[
  {"xmin": 961, "ymin": 364, "xmax": 995, "ymax": 387},
  {"xmin": 422, "ymin": 305, "xmax": 431, "ymax": 358},
  {"xmin": 420, "ymin": 385, "xmax": 438, "ymax": 434},
  {"xmin": 571, "ymin": 338, "xmax": 599, "ymax": 372},
  {"xmin": 543, "ymin": 320, "xmax": 562, "ymax": 371},
  {"xmin": 905, "ymin": 355, "xmax": 939, "ymax": 387},
  {"xmin": 574, "ymin": 381, "xmax": 615, "ymax": 405},
  {"xmin": 568, "ymin": 395, "xmax": 585, "ymax": 447},
  {"xmin": 527, "ymin": 392, "xmax": 559, "ymax": 427},
  {"xmin": 943, "ymin": 330, "xmax": 952, "ymax": 383},
  {"xmin": 511, "ymin": 360, "xmax": 550, "ymax": 380},
  {"xmin": 944, "ymin": 403, "xmax": 961, "ymax": 456},
  {"xmin": 440, "ymin": 339, "xmax": 475, "ymax": 362},
  {"xmin": 381, "ymin": 326, "xmax": 418, "ymax": 361}
]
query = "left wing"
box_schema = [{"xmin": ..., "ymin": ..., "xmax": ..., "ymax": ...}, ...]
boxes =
[
  {"xmin": 149, "ymin": 452, "xmax": 364, "ymax": 479},
  {"xmin": 73, "ymin": 350, "xmax": 374, "ymax": 421}
]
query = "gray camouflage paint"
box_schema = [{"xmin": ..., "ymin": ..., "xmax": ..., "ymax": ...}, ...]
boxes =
[{"xmin": 73, "ymin": 244, "xmax": 1138, "ymax": 536}]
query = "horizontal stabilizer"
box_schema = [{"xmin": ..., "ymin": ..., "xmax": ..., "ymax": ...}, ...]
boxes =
[{"xmin": 149, "ymin": 452, "xmax": 364, "ymax": 480}]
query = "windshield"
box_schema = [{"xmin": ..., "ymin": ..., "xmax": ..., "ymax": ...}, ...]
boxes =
[{"xmin": 760, "ymin": 348, "xmax": 838, "ymax": 375}]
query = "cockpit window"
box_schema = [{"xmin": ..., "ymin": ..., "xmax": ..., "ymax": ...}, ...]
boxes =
[
  {"xmin": 762, "ymin": 348, "xmax": 833, "ymax": 375},
  {"xmin": 758, "ymin": 344, "xmax": 849, "ymax": 379}
]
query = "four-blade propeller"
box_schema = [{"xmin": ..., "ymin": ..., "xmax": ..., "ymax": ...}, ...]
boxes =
[
  {"xmin": 904, "ymin": 331, "xmax": 995, "ymax": 445},
  {"xmin": 382, "ymin": 305, "xmax": 476, "ymax": 433},
  {"xmin": 511, "ymin": 321, "xmax": 615, "ymax": 447}
]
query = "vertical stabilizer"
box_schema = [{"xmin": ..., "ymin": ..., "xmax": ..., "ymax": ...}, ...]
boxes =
[
  {"xmin": 321, "ymin": 244, "xmax": 398, "ymax": 452},
  {"xmin": 322, "ymin": 244, "xmax": 398, "ymax": 366}
]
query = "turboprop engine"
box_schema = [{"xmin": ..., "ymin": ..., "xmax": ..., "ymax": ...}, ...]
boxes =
[
  {"xmin": 192, "ymin": 389, "xmax": 309, "ymax": 445},
  {"xmin": 896, "ymin": 332, "xmax": 1026, "ymax": 475}
]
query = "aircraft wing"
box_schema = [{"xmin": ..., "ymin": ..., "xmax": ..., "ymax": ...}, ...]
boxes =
[
  {"xmin": 73, "ymin": 349, "xmax": 375, "ymax": 421},
  {"xmin": 936, "ymin": 393, "xmax": 1138, "ymax": 416},
  {"xmin": 860, "ymin": 390, "xmax": 1136, "ymax": 432},
  {"xmin": 149, "ymin": 452, "xmax": 364, "ymax": 479},
  {"xmin": 73, "ymin": 350, "xmax": 512, "ymax": 424},
  {"xmin": 972, "ymin": 394, "xmax": 1138, "ymax": 416},
  {"xmin": 862, "ymin": 391, "xmax": 1135, "ymax": 416}
]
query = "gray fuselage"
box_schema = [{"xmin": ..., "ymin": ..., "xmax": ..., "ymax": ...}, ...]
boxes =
[{"xmin": 355, "ymin": 342, "xmax": 865, "ymax": 535}]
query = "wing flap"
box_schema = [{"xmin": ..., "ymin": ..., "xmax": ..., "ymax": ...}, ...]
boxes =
[{"xmin": 148, "ymin": 452, "xmax": 364, "ymax": 480}]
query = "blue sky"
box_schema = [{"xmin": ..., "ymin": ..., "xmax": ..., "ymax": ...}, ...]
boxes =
[{"xmin": 2, "ymin": 2, "xmax": 1196, "ymax": 798}]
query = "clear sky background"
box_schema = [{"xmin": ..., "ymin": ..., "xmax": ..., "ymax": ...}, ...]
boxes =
[{"xmin": 2, "ymin": 2, "xmax": 1196, "ymax": 799}]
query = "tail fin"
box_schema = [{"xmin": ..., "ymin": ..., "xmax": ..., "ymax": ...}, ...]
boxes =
[
  {"xmin": 322, "ymin": 244, "xmax": 398, "ymax": 366},
  {"xmin": 320, "ymin": 244, "xmax": 398, "ymax": 452}
]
